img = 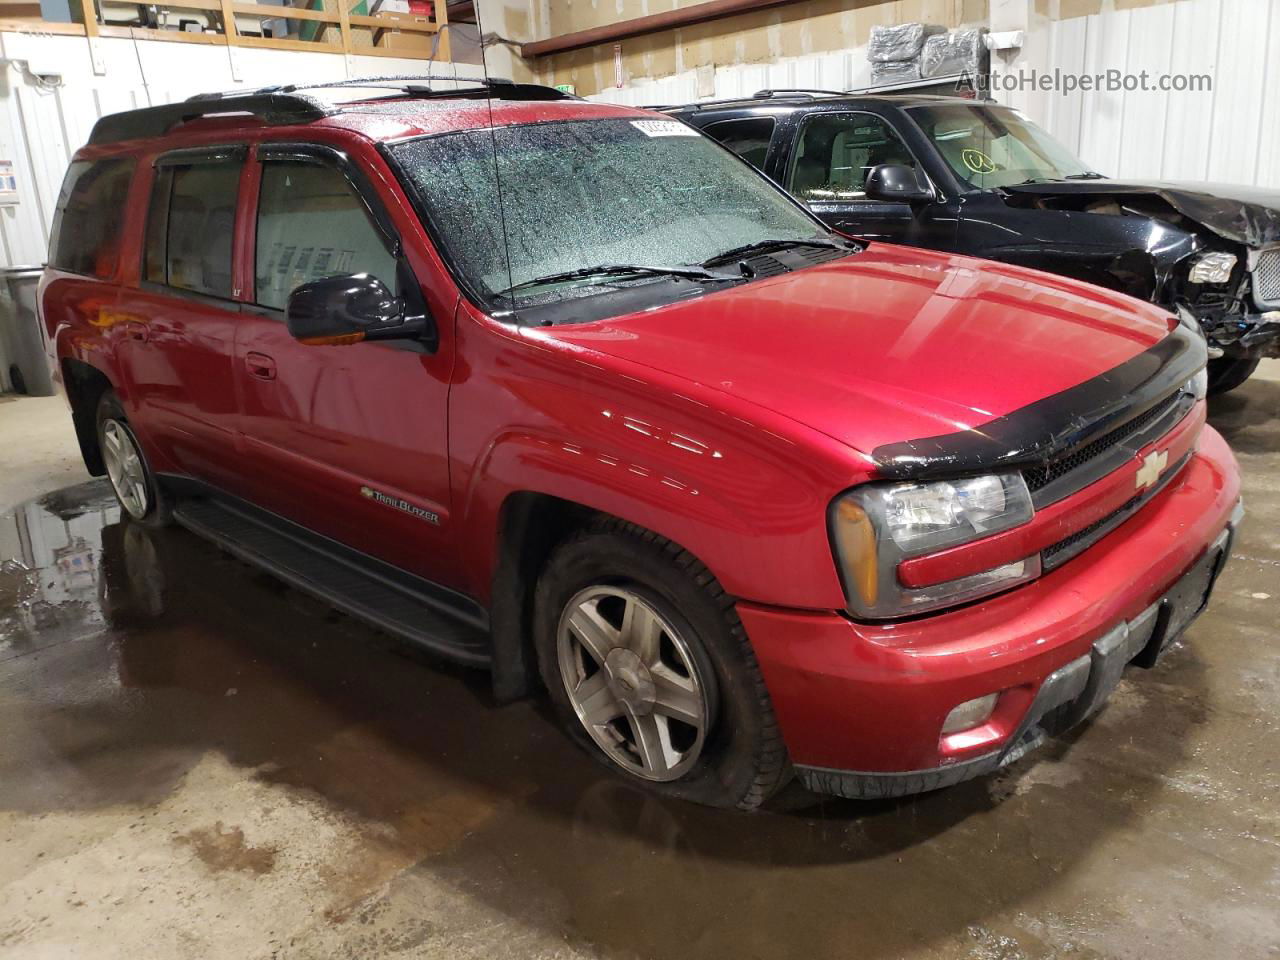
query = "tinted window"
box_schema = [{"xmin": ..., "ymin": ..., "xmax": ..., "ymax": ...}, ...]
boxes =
[
  {"xmin": 391, "ymin": 117, "xmax": 824, "ymax": 307},
  {"xmin": 703, "ymin": 116, "xmax": 776, "ymax": 169},
  {"xmin": 144, "ymin": 159, "xmax": 241, "ymax": 298},
  {"xmin": 254, "ymin": 161, "xmax": 396, "ymax": 310},
  {"xmin": 788, "ymin": 114, "xmax": 917, "ymax": 201},
  {"xmin": 49, "ymin": 158, "xmax": 135, "ymax": 278}
]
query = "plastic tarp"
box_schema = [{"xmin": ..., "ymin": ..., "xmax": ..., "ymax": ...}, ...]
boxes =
[
  {"xmin": 921, "ymin": 29, "xmax": 987, "ymax": 79},
  {"xmin": 867, "ymin": 23, "xmax": 944, "ymax": 63},
  {"xmin": 870, "ymin": 60, "xmax": 923, "ymax": 85}
]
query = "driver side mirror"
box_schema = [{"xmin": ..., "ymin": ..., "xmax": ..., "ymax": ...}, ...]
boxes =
[
  {"xmin": 286, "ymin": 273, "xmax": 433, "ymax": 347},
  {"xmin": 864, "ymin": 164, "xmax": 935, "ymax": 205}
]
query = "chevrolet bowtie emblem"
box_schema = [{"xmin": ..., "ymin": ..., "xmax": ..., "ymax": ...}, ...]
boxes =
[{"xmin": 1135, "ymin": 449, "xmax": 1169, "ymax": 491}]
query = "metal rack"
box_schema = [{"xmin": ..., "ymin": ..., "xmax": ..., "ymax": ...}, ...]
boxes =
[{"xmin": 88, "ymin": 76, "xmax": 578, "ymax": 144}]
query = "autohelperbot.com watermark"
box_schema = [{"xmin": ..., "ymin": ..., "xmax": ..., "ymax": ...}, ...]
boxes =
[{"xmin": 958, "ymin": 68, "xmax": 1212, "ymax": 97}]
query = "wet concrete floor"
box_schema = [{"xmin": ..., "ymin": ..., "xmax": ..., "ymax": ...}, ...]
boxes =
[{"xmin": 1, "ymin": 370, "xmax": 1278, "ymax": 959}]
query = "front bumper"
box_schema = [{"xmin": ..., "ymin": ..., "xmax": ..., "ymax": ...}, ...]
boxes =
[{"xmin": 738, "ymin": 426, "xmax": 1242, "ymax": 800}]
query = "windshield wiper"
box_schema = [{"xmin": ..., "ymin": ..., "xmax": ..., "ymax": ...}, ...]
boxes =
[
  {"xmin": 1063, "ymin": 172, "xmax": 1106, "ymax": 179},
  {"xmin": 495, "ymin": 263, "xmax": 726, "ymax": 298},
  {"xmin": 700, "ymin": 237, "xmax": 854, "ymax": 268}
]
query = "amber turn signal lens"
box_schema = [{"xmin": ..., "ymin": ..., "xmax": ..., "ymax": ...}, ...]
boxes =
[{"xmin": 833, "ymin": 498, "xmax": 878, "ymax": 608}]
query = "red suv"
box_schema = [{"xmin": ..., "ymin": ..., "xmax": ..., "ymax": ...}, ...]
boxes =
[{"xmin": 41, "ymin": 78, "xmax": 1242, "ymax": 808}]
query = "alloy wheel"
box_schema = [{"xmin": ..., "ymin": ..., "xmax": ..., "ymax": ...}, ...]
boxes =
[
  {"xmin": 102, "ymin": 419, "xmax": 150, "ymax": 520},
  {"xmin": 557, "ymin": 585, "xmax": 711, "ymax": 782}
]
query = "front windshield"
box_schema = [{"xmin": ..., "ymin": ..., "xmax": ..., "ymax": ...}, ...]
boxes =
[
  {"xmin": 390, "ymin": 117, "xmax": 827, "ymax": 307},
  {"xmin": 908, "ymin": 103, "xmax": 1098, "ymax": 188}
]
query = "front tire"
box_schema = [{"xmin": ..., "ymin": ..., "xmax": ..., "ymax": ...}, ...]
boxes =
[
  {"xmin": 96, "ymin": 392, "xmax": 171, "ymax": 527},
  {"xmin": 534, "ymin": 519, "xmax": 789, "ymax": 809},
  {"xmin": 1206, "ymin": 356, "xmax": 1260, "ymax": 395}
]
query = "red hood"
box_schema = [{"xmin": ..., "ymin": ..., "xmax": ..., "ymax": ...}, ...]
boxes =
[{"xmin": 527, "ymin": 244, "xmax": 1175, "ymax": 457}]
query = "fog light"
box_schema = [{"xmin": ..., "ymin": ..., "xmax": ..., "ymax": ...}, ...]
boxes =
[{"xmin": 942, "ymin": 693, "xmax": 999, "ymax": 734}]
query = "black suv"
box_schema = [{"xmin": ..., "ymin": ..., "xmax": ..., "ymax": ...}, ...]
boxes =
[{"xmin": 664, "ymin": 91, "xmax": 1280, "ymax": 394}]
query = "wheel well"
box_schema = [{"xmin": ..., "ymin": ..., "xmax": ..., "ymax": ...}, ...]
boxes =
[
  {"xmin": 61, "ymin": 358, "xmax": 113, "ymax": 476},
  {"xmin": 489, "ymin": 492, "xmax": 597, "ymax": 702}
]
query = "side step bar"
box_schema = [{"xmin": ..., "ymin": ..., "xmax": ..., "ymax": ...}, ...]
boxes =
[{"xmin": 172, "ymin": 494, "xmax": 491, "ymax": 668}]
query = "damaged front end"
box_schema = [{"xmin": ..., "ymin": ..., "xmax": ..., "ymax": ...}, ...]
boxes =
[
  {"xmin": 1173, "ymin": 244, "xmax": 1280, "ymax": 364},
  {"xmin": 1002, "ymin": 181, "xmax": 1280, "ymax": 389}
]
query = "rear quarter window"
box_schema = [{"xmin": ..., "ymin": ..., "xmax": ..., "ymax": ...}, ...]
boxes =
[{"xmin": 48, "ymin": 157, "xmax": 135, "ymax": 278}]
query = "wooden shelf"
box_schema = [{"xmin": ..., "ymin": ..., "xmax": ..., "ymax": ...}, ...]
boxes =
[
  {"xmin": 99, "ymin": 24, "xmax": 229, "ymax": 42},
  {"xmin": 232, "ymin": 3, "xmax": 338, "ymax": 23},
  {"xmin": 0, "ymin": 0, "xmax": 449, "ymax": 59}
]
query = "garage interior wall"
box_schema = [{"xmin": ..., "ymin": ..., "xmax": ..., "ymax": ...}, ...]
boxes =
[
  {"xmin": 540, "ymin": 0, "xmax": 988, "ymax": 95},
  {"xmin": 0, "ymin": 33, "xmax": 485, "ymax": 268},
  {"xmin": 548, "ymin": 0, "xmax": 1278, "ymax": 190},
  {"xmin": 1, "ymin": 0, "xmax": 1277, "ymax": 271}
]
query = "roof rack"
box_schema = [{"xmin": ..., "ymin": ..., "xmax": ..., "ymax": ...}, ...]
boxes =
[
  {"xmin": 88, "ymin": 75, "xmax": 578, "ymax": 146},
  {"xmin": 88, "ymin": 91, "xmax": 329, "ymax": 145},
  {"xmin": 257, "ymin": 74, "xmax": 579, "ymax": 102},
  {"xmin": 654, "ymin": 87, "xmax": 848, "ymax": 112},
  {"xmin": 847, "ymin": 74, "xmax": 988, "ymax": 99},
  {"xmin": 750, "ymin": 88, "xmax": 845, "ymax": 98}
]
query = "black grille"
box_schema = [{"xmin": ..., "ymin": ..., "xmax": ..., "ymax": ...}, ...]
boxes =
[
  {"xmin": 1023, "ymin": 390, "xmax": 1183, "ymax": 493},
  {"xmin": 741, "ymin": 254, "xmax": 790, "ymax": 278},
  {"xmin": 742, "ymin": 245, "xmax": 850, "ymax": 278},
  {"xmin": 1254, "ymin": 248, "xmax": 1280, "ymax": 303},
  {"xmin": 1041, "ymin": 450, "xmax": 1192, "ymax": 569}
]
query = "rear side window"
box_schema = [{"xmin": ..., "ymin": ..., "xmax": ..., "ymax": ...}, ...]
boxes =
[
  {"xmin": 144, "ymin": 158, "xmax": 241, "ymax": 299},
  {"xmin": 254, "ymin": 160, "xmax": 397, "ymax": 311},
  {"xmin": 702, "ymin": 117, "xmax": 776, "ymax": 170},
  {"xmin": 49, "ymin": 158, "xmax": 135, "ymax": 278}
]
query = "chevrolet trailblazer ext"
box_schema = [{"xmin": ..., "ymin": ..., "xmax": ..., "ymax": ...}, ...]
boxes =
[{"xmin": 41, "ymin": 79, "xmax": 1241, "ymax": 808}]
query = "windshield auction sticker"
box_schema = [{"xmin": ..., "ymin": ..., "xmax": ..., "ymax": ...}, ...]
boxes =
[{"xmin": 630, "ymin": 120, "xmax": 699, "ymax": 137}]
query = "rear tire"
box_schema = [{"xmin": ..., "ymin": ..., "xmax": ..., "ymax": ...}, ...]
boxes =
[
  {"xmin": 534, "ymin": 518, "xmax": 790, "ymax": 810},
  {"xmin": 95, "ymin": 391, "xmax": 171, "ymax": 528},
  {"xmin": 1206, "ymin": 356, "xmax": 1260, "ymax": 395}
]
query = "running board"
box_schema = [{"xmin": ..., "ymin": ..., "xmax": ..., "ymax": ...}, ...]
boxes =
[{"xmin": 171, "ymin": 495, "xmax": 491, "ymax": 668}]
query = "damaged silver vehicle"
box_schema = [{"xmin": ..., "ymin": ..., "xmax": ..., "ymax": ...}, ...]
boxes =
[{"xmin": 665, "ymin": 95, "xmax": 1280, "ymax": 393}]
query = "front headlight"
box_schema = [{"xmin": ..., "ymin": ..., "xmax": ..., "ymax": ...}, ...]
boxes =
[
  {"xmin": 831, "ymin": 473, "xmax": 1038, "ymax": 619},
  {"xmin": 1188, "ymin": 252, "xmax": 1237, "ymax": 284}
]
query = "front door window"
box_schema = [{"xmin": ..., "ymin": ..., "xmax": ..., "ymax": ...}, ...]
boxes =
[
  {"xmin": 254, "ymin": 160, "xmax": 398, "ymax": 311},
  {"xmin": 788, "ymin": 114, "xmax": 917, "ymax": 202}
]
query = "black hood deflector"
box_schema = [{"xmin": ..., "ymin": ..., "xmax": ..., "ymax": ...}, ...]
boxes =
[
  {"xmin": 872, "ymin": 325, "xmax": 1205, "ymax": 481},
  {"xmin": 1002, "ymin": 178, "xmax": 1280, "ymax": 248}
]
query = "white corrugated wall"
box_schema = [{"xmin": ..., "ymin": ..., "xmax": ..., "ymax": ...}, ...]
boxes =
[
  {"xmin": 1005, "ymin": 0, "xmax": 1280, "ymax": 186},
  {"xmin": 0, "ymin": 31, "xmax": 483, "ymax": 269},
  {"xmin": 591, "ymin": 0, "xmax": 1279, "ymax": 190}
]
